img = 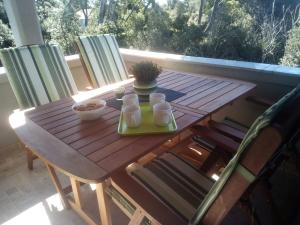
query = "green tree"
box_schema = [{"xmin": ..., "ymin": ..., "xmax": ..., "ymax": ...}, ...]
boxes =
[
  {"xmin": 199, "ymin": 0, "xmax": 261, "ymax": 61},
  {"xmin": 38, "ymin": 0, "xmax": 82, "ymax": 55},
  {"xmin": 0, "ymin": 0, "xmax": 13, "ymax": 49},
  {"xmin": 36, "ymin": 0, "xmax": 58, "ymax": 42},
  {"xmin": 0, "ymin": 20, "xmax": 13, "ymax": 49},
  {"xmin": 281, "ymin": 23, "xmax": 300, "ymax": 67}
]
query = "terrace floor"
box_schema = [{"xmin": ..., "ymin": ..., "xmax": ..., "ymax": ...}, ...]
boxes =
[
  {"xmin": 0, "ymin": 144, "xmax": 128, "ymax": 225},
  {"xmin": 0, "ymin": 142, "xmax": 299, "ymax": 225}
]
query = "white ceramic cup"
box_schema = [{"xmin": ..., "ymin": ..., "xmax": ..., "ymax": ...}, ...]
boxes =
[
  {"xmin": 153, "ymin": 102, "xmax": 172, "ymax": 126},
  {"xmin": 149, "ymin": 93, "xmax": 166, "ymax": 109},
  {"xmin": 122, "ymin": 94, "xmax": 139, "ymax": 107},
  {"xmin": 122, "ymin": 104, "xmax": 141, "ymax": 128},
  {"xmin": 114, "ymin": 86, "xmax": 126, "ymax": 99}
]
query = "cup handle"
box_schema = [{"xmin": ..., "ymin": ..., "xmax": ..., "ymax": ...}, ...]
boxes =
[
  {"xmin": 165, "ymin": 113, "xmax": 171, "ymax": 123},
  {"xmin": 130, "ymin": 113, "xmax": 137, "ymax": 126}
]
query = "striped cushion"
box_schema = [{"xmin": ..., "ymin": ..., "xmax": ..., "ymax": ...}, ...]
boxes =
[
  {"xmin": 128, "ymin": 153, "xmax": 214, "ymax": 221},
  {"xmin": 76, "ymin": 34, "xmax": 129, "ymax": 87},
  {"xmin": 191, "ymin": 83, "xmax": 300, "ymax": 225},
  {"xmin": 0, "ymin": 44, "xmax": 78, "ymax": 109}
]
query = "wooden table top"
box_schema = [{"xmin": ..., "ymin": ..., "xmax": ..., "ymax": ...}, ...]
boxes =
[{"xmin": 10, "ymin": 71, "xmax": 255, "ymax": 183}]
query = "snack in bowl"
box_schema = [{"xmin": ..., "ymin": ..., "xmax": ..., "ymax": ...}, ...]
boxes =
[{"xmin": 72, "ymin": 99, "xmax": 106, "ymax": 121}]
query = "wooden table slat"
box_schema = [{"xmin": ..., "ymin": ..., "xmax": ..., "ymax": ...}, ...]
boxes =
[
  {"xmin": 157, "ymin": 73, "xmax": 191, "ymax": 87},
  {"xmin": 98, "ymin": 113, "xmax": 201, "ymax": 172},
  {"xmin": 36, "ymin": 110, "xmax": 77, "ymax": 126},
  {"xmin": 200, "ymin": 84, "xmax": 255, "ymax": 113},
  {"xmin": 174, "ymin": 80, "xmax": 224, "ymax": 105},
  {"xmin": 46, "ymin": 107, "xmax": 117, "ymax": 134},
  {"xmin": 55, "ymin": 109, "xmax": 120, "ymax": 139},
  {"xmin": 160, "ymin": 75, "xmax": 198, "ymax": 90},
  {"xmin": 42, "ymin": 114, "xmax": 80, "ymax": 130},
  {"xmin": 14, "ymin": 118, "xmax": 107, "ymax": 183},
  {"xmin": 71, "ymin": 124, "xmax": 119, "ymax": 150},
  {"xmin": 12, "ymin": 71, "xmax": 256, "ymax": 183},
  {"xmin": 78, "ymin": 110, "xmax": 184, "ymax": 158},
  {"xmin": 30, "ymin": 101, "xmax": 76, "ymax": 121},
  {"xmin": 156, "ymin": 71, "xmax": 179, "ymax": 82},
  {"xmin": 168, "ymin": 77, "xmax": 208, "ymax": 92},
  {"xmin": 26, "ymin": 97, "xmax": 73, "ymax": 117},
  {"xmin": 62, "ymin": 115, "xmax": 120, "ymax": 145},
  {"xmin": 176, "ymin": 78, "xmax": 211, "ymax": 93},
  {"xmin": 189, "ymin": 83, "xmax": 240, "ymax": 108}
]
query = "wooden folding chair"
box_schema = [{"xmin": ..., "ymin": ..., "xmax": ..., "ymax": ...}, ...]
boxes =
[
  {"xmin": 110, "ymin": 83, "xmax": 300, "ymax": 225},
  {"xmin": 0, "ymin": 44, "xmax": 78, "ymax": 169},
  {"xmin": 182, "ymin": 96, "xmax": 288, "ymax": 171},
  {"xmin": 76, "ymin": 34, "xmax": 129, "ymax": 88}
]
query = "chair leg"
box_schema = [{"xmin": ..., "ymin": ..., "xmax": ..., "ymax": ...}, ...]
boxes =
[
  {"xmin": 129, "ymin": 209, "xmax": 145, "ymax": 225},
  {"xmin": 26, "ymin": 149, "xmax": 35, "ymax": 170}
]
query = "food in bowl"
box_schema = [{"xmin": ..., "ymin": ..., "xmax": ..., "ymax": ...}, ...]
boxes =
[
  {"xmin": 72, "ymin": 99, "xmax": 106, "ymax": 121},
  {"xmin": 73, "ymin": 102, "xmax": 103, "ymax": 111}
]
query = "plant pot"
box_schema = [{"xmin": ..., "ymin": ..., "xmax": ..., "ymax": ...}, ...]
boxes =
[
  {"xmin": 133, "ymin": 80, "xmax": 157, "ymax": 89},
  {"xmin": 133, "ymin": 80, "xmax": 158, "ymax": 98}
]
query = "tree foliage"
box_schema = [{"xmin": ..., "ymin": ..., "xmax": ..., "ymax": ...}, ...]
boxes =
[
  {"xmin": 0, "ymin": 0, "xmax": 13, "ymax": 49},
  {"xmin": 281, "ymin": 23, "xmax": 300, "ymax": 67},
  {"xmin": 0, "ymin": 0, "xmax": 299, "ymax": 67}
]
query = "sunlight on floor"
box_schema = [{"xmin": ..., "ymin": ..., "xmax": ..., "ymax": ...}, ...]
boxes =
[
  {"xmin": 1, "ymin": 193, "xmax": 64, "ymax": 225},
  {"xmin": 9, "ymin": 108, "xmax": 35, "ymax": 129},
  {"xmin": 45, "ymin": 193, "xmax": 65, "ymax": 212},
  {"xmin": 89, "ymin": 183, "xmax": 97, "ymax": 191},
  {"xmin": 2, "ymin": 202, "xmax": 51, "ymax": 225}
]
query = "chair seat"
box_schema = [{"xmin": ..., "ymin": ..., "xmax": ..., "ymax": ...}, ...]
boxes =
[
  {"xmin": 191, "ymin": 125, "xmax": 239, "ymax": 155},
  {"xmin": 208, "ymin": 120, "xmax": 246, "ymax": 142},
  {"xmin": 128, "ymin": 153, "xmax": 214, "ymax": 221}
]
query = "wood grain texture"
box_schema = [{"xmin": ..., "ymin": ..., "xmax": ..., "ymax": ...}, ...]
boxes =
[
  {"xmin": 111, "ymin": 170, "xmax": 187, "ymax": 225},
  {"xmin": 13, "ymin": 117, "xmax": 107, "ymax": 183},
  {"xmin": 11, "ymin": 71, "xmax": 255, "ymax": 182}
]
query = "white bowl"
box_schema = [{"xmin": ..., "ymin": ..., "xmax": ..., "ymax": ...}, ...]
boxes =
[{"xmin": 72, "ymin": 99, "xmax": 106, "ymax": 121}]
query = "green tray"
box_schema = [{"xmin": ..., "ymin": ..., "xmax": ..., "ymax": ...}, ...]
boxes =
[{"xmin": 118, "ymin": 103, "xmax": 177, "ymax": 136}]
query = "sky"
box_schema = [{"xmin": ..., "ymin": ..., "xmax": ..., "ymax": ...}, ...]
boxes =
[{"xmin": 156, "ymin": 0, "xmax": 168, "ymax": 6}]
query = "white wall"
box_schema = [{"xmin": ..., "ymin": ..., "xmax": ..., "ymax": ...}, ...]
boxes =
[{"xmin": 1, "ymin": 50, "xmax": 299, "ymax": 151}]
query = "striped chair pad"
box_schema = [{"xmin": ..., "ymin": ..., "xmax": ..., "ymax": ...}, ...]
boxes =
[
  {"xmin": 76, "ymin": 34, "xmax": 129, "ymax": 88},
  {"xmin": 191, "ymin": 83, "xmax": 300, "ymax": 225},
  {"xmin": 129, "ymin": 153, "xmax": 214, "ymax": 221},
  {"xmin": 0, "ymin": 44, "xmax": 78, "ymax": 109}
]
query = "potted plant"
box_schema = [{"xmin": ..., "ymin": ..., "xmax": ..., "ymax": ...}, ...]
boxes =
[{"xmin": 131, "ymin": 61, "xmax": 162, "ymax": 96}]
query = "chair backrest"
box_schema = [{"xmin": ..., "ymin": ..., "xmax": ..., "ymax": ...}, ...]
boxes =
[
  {"xmin": 76, "ymin": 34, "xmax": 129, "ymax": 88},
  {"xmin": 0, "ymin": 44, "xmax": 78, "ymax": 109},
  {"xmin": 190, "ymin": 84, "xmax": 300, "ymax": 225}
]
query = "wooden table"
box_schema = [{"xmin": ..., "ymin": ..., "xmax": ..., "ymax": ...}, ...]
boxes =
[{"xmin": 9, "ymin": 71, "xmax": 255, "ymax": 225}]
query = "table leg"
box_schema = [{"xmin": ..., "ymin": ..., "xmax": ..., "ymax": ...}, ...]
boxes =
[
  {"xmin": 26, "ymin": 149, "xmax": 35, "ymax": 170},
  {"xmin": 18, "ymin": 140, "xmax": 37, "ymax": 170},
  {"xmin": 46, "ymin": 164, "xmax": 70, "ymax": 209},
  {"xmin": 70, "ymin": 177, "xmax": 82, "ymax": 209},
  {"xmin": 96, "ymin": 182, "xmax": 112, "ymax": 225}
]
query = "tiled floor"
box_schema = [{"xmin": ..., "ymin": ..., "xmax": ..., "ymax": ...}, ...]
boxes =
[
  {"xmin": 1, "ymin": 143, "xmax": 300, "ymax": 225},
  {"xmin": 0, "ymin": 144, "xmax": 128, "ymax": 225}
]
